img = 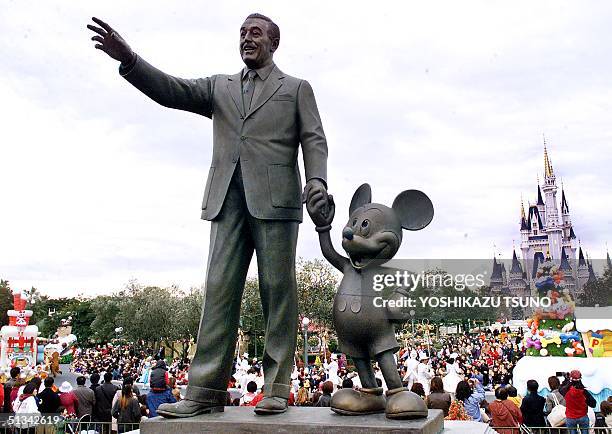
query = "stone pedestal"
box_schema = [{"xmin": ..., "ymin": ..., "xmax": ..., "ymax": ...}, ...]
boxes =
[{"xmin": 141, "ymin": 407, "xmax": 444, "ymax": 434}]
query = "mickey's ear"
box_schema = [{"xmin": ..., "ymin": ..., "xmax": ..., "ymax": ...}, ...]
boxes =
[
  {"xmin": 349, "ymin": 183, "xmax": 372, "ymax": 215},
  {"xmin": 392, "ymin": 190, "xmax": 434, "ymax": 231}
]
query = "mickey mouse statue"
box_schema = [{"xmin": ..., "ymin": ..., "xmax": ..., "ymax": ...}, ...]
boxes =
[{"xmin": 306, "ymin": 183, "xmax": 434, "ymax": 419}]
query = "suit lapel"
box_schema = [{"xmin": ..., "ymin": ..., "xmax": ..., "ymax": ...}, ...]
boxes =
[
  {"xmin": 226, "ymin": 72, "xmax": 245, "ymax": 117},
  {"xmin": 245, "ymin": 66, "xmax": 284, "ymax": 120}
]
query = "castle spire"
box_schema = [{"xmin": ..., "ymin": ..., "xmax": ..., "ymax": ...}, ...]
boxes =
[
  {"xmin": 561, "ymin": 184, "xmax": 569, "ymax": 214},
  {"xmin": 510, "ymin": 249, "xmax": 523, "ymax": 274},
  {"xmin": 578, "ymin": 245, "xmax": 587, "ymax": 267},
  {"xmin": 543, "ymin": 136, "xmax": 554, "ymax": 178},
  {"xmin": 538, "ymin": 181, "xmax": 544, "ymax": 205}
]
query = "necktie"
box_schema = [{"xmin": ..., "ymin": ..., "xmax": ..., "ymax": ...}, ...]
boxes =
[{"xmin": 243, "ymin": 69, "xmax": 257, "ymax": 111}]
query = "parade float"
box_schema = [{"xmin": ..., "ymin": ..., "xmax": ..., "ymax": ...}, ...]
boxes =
[
  {"xmin": 513, "ymin": 258, "xmax": 612, "ymax": 407},
  {"xmin": 0, "ymin": 290, "xmax": 39, "ymax": 377},
  {"xmin": 43, "ymin": 317, "xmax": 78, "ymax": 372}
]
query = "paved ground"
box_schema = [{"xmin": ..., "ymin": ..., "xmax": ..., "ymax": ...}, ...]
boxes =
[{"xmin": 51, "ymin": 363, "xmax": 80, "ymax": 387}]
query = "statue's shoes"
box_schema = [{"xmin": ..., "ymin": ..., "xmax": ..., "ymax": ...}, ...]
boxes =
[
  {"xmin": 330, "ymin": 387, "xmax": 386, "ymax": 416},
  {"xmin": 254, "ymin": 396, "xmax": 288, "ymax": 415},
  {"xmin": 156, "ymin": 399, "xmax": 224, "ymax": 418},
  {"xmin": 384, "ymin": 387, "xmax": 428, "ymax": 419}
]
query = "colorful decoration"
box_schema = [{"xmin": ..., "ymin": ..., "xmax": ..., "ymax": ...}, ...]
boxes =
[
  {"xmin": 588, "ymin": 332, "xmax": 605, "ymax": 357},
  {"xmin": 523, "ymin": 258, "xmax": 585, "ymax": 358},
  {"xmin": 0, "ymin": 290, "xmax": 39, "ymax": 374}
]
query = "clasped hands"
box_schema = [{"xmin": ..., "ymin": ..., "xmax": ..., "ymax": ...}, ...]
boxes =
[{"xmin": 303, "ymin": 179, "xmax": 334, "ymax": 229}]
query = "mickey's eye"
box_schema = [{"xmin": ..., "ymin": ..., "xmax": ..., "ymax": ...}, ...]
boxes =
[
  {"xmin": 352, "ymin": 218, "xmax": 358, "ymax": 227},
  {"xmin": 360, "ymin": 219, "xmax": 371, "ymax": 236}
]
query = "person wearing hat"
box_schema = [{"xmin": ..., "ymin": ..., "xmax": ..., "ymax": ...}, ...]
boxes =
[
  {"xmin": 59, "ymin": 381, "xmax": 79, "ymax": 415},
  {"xmin": 403, "ymin": 350, "xmax": 419, "ymax": 390},
  {"xmin": 560, "ymin": 370, "xmax": 596, "ymax": 434},
  {"xmin": 416, "ymin": 354, "xmax": 434, "ymax": 395},
  {"xmin": 324, "ymin": 354, "xmax": 339, "ymax": 389}
]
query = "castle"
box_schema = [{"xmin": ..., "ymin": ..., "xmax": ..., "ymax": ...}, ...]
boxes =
[{"xmin": 490, "ymin": 141, "xmax": 605, "ymax": 297}]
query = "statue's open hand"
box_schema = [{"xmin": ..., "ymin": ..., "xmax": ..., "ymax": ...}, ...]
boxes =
[
  {"xmin": 307, "ymin": 193, "xmax": 335, "ymax": 229},
  {"xmin": 87, "ymin": 17, "xmax": 134, "ymax": 64}
]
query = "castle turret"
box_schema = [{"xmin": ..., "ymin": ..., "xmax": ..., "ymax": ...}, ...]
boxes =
[
  {"xmin": 560, "ymin": 247, "xmax": 576, "ymax": 293},
  {"xmin": 509, "ymin": 250, "xmax": 528, "ymax": 296},
  {"xmin": 490, "ymin": 256, "xmax": 504, "ymax": 292},
  {"xmin": 577, "ymin": 246, "xmax": 589, "ymax": 290},
  {"xmin": 542, "ymin": 143, "xmax": 563, "ymax": 260}
]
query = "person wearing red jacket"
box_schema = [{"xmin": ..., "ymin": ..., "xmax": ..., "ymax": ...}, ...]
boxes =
[
  {"xmin": 560, "ymin": 370, "xmax": 596, "ymax": 434},
  {"xmin": 489, "ymin": 386, "xmax": 522, "ymax": 434}
]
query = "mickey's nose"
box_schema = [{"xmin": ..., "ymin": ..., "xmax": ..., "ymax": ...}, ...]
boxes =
[{"xmin": 342, "ymin": 227, "xmax": 354, "ymax": 240}]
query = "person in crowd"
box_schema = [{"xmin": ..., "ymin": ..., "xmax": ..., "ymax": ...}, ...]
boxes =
[
  {"xmin": 90, "ymin": 373, "xmax": 101, "ymax": 392},
  {"xmin": 10, "ymin": 376, "xmax": 27, "ymax": 410},
  {"xmin": 315, "ymin": 381, "xmax": 333, "ymax": 407},
  {"xmin": 28, "ymin": 377, "xmax": 42, "ymax": 398},
  {"xmin": 112, "ymin": 384, "xmax": 141, "ymax": 433},
  {"xmin": 138, "ymin": 394, "xmax": 149, "ymax": 418},
  {"xmin": 489, "ymin": 386, "xmax": 522, "ymax": 434},
  {"xmin": 240, "ymin": 381, "xmax": 258, "ymax": 406},
  {"xmin": 442, "ymin": 357, "xmax": 463, "ymax": 394},
  {"xmin": 37, "ymin": 377, "xmax": 61, "ymax": 413},
  {"xmin": 506, "ymin": 385, "xmax": 521, "ymax": 408},
  {"xmin": 250, "ymin": 384, "xmax": 266, "ymax": 407},
  {"xmin": 168, "ymin": 376, "xmax": 181, "ymax": 402},
  {"xmin": 426, "ymin": 376, "xmax": 451, "ymax": 416},
  {"xmin": 455, "ymin": 379, "xmax": 485, "ymax": 422},
  {"xmin": 599, "ymin": 400, "xmax": 612, "ymax": 428},
  {"xmin": 12, "ymin": 382, "xmax": 39, "ymax": 434},
  {"xmin": 341, "ymin": 378, "xmax": 354, "ymax": 390},
  {"xmin": 411, "ymin": 382, "xmax": 426, "ymax": 399},
  {"xmin": 150, "ymin": 359, "xmax": 169, "ymax": 391},
  {"xmin": 545, "ymin": 375, "xmax": 566, "ymax": 415},
  {"xmin": 94, "ymin": 372, "xmax": 119, "ymax": 432},
  {"xmin": 59, "ymin": 381, "xmax": 79, "ymax": 415},
  {"xmin": 520, "ymin": 379, "xmax": 545, "ymax": 428},
  {"xmin": 73, "ymin": 375, "xmax": 96, "ymax": 418},
  {"xmin": 0, "ymin": 378, "xmax": 5, "ymax": 413},
  {"xmin": 4, "ymin": 367, "xmax": 20, "ymax": 412},
  {"xmin": 146, "ymin": 368, "xmax": 177, "ymax": 418},
  {"xmin": 560, "ymin": 370, "xmax": 596, "ymax": 434},
  {"xmin": 296, "ymin": 383, "xmax": 309, "ymax": 406},
  {"xmin": 417, "ymin": 354, "xmax": 434, "ymax": 395}
]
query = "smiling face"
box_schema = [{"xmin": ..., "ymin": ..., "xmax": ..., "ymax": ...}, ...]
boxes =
[
  {"xmin": 239, "ymin": 18, "xmax": 278, "ymax": 69},
  {"xmin": 341, "ymin": 204, "xmax": 402, "ymax": 269}
]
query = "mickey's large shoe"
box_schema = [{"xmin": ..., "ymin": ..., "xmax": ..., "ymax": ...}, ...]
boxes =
[
  {"xmin": 384, "ymin": 387, "xmax": 428, "ymax": 419},
  {"xmin": 156, "ymin": 399, "xmax": 224, "ymax": 418},
  {"xmin": 254, "ymin": 396, "xmax": 288, "ymax": 415},
  {"xmin": 330, "ymin": 387, "xmax": 386, "ymax": 416}
]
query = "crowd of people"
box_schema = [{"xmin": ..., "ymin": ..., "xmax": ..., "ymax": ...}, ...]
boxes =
[
  {"xmin": 71, "ymin": 344, "xmax": 190, "ymax": 386},
  {"xmin": 0, "ymin": 357, "xmax": 186, "ymax": 433},
  {"xmin": 226, "ymin": 327, "xmax": 611, "ymax": 432},
  {"xmin": 3, "ymin": 327, "xmax": 609, "ymax": 432}
]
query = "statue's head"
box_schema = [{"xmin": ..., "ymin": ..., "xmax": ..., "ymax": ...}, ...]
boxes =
[
  {"xmin": 240, "ymin": 13, "xmax": 280, "ymax": 70},
  {"xmin": 341, "ymin": 184, "xmax": 434, "ymax": 269}
]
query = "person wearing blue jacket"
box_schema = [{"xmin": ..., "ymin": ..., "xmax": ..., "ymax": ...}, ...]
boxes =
[{"xmin": 455, "ymin": 378, "xmax": 485, "ymax": 422}]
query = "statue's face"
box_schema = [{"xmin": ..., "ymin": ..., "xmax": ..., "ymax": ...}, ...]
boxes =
[{"xmin": 240, "ymin": 18, "xmax": 278, "ymax": 69}]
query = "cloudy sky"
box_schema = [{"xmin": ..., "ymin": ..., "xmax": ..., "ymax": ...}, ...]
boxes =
[{"xmin": 1, "ymin": 1, "xmax": 611, "ymax": 297}]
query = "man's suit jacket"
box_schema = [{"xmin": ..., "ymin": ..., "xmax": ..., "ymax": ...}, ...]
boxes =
[{"xmin": 121, "ymin": 56, "xmax": 328, "ymax": 222}]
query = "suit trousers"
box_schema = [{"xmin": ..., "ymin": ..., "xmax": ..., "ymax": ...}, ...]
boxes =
[{"xmin": 185, "ymin": 163, "xmax": 299, "ymax": 404}]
